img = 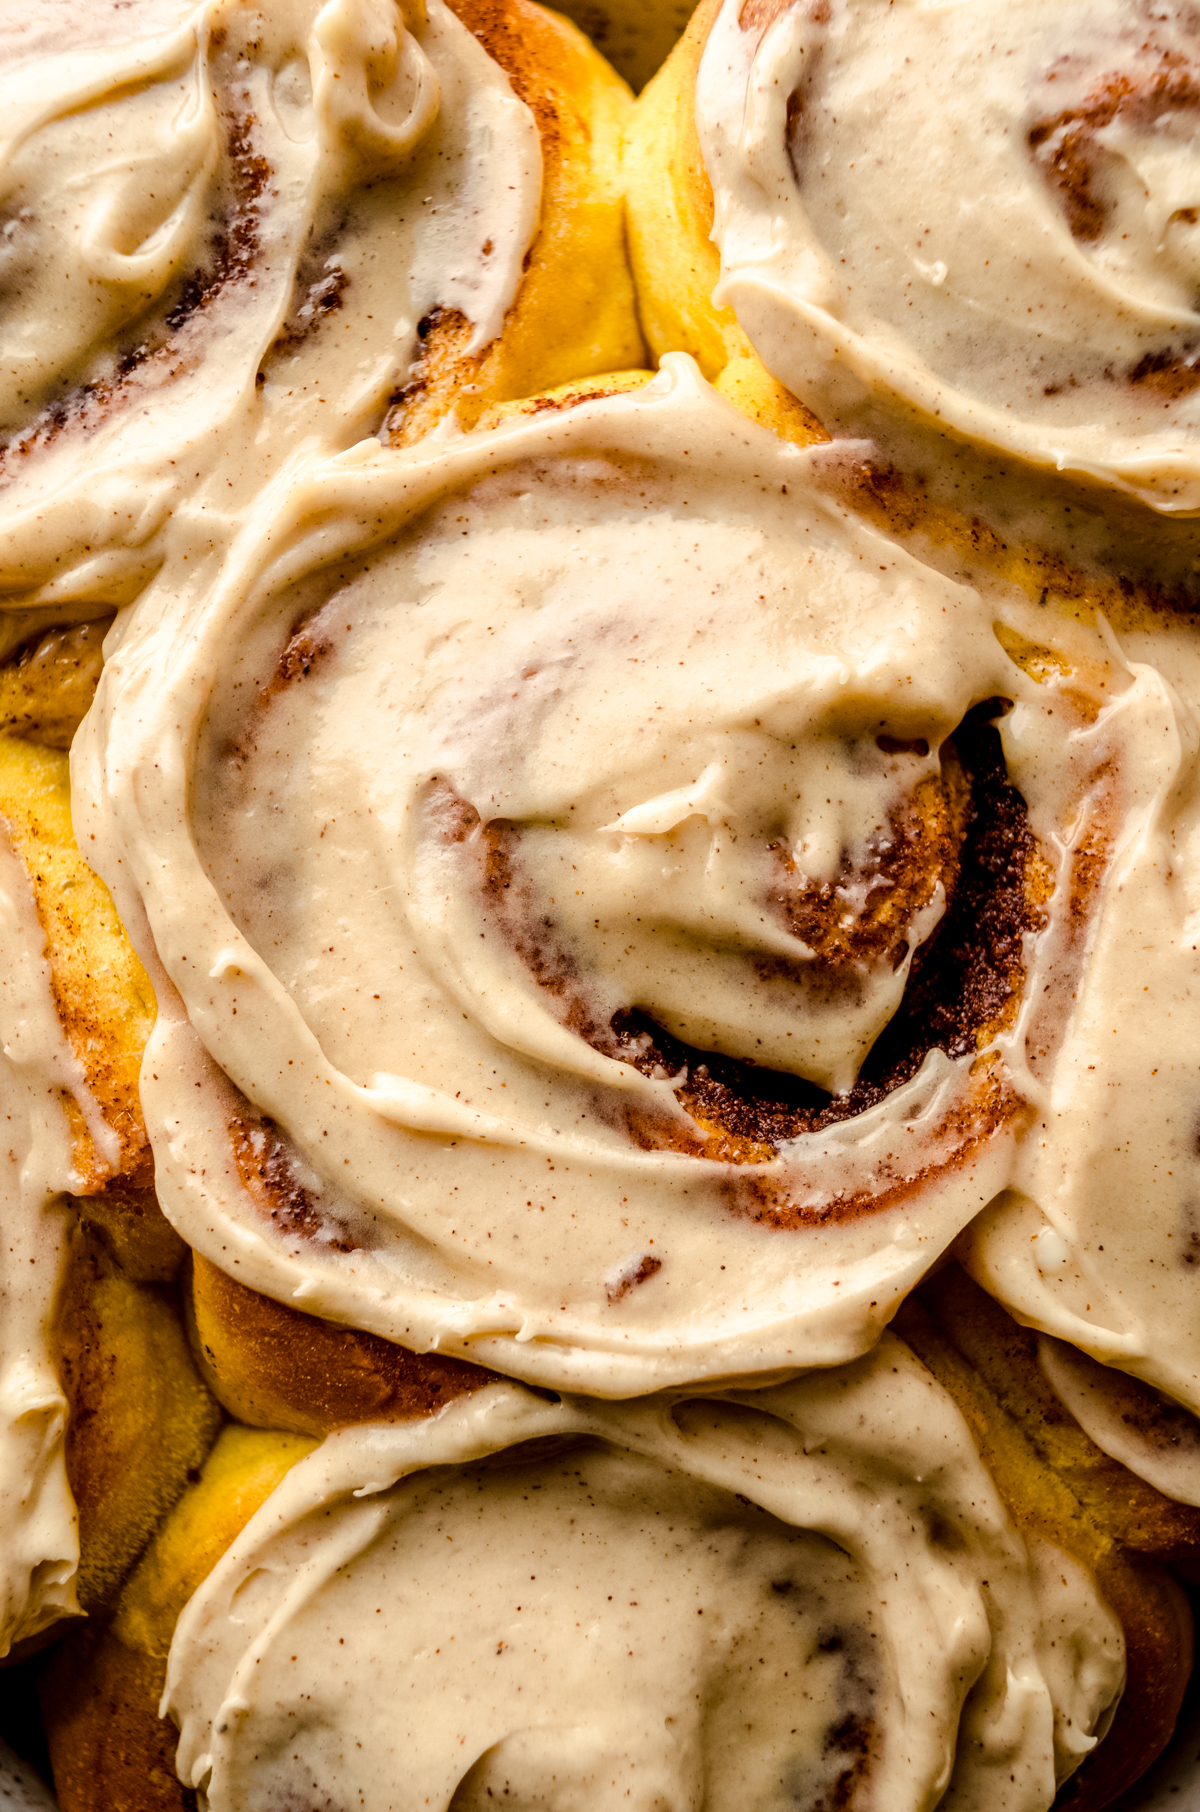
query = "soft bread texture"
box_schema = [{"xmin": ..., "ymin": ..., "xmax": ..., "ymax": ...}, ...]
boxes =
[
  {"xmin": 55, "ymin": 1227, "xmax": 221, "ymax": 1621},
  {"xmin": 386, "ymin": 0, "xmax": 647, "ymax": 444},
  {"xmin": 0, "ymin": 731, "xmax": 155, "ymax": 1197},
  {"xmin": 189, "ymin": 1254, "xmax": 494, "ymax": 1437},
  {"xmin": 896, "ymin": 1265, "xmax": 1200, "ymax": 1811},
  {"xmin": 553, "ymin": 0, "xmax": 693, "ymax": 93},
  {"xmin": 43, "ymin": 1426, "xmax": 314, "ymax": 1812},
  {"xmin": 0, "ymin": 622, "xmax": 111, "ymax": 751},
  {"xmin": 623, "ymin": 0, "xmax": 822, "ymax": 445}
]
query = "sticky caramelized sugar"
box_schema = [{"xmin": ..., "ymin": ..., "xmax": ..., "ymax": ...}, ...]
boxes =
[
  {"xmin": 766, "ymin": 750, "xmax": 969, "ymax": 978},
  {"xmin": 439, "ymin": 701, "xmax": 1044, "ymax": 1163}
]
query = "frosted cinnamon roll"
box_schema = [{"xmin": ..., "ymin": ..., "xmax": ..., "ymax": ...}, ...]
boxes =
[
  {"xmin": 948, "ymin": 585, "xmax": 1200, "ymax": 1429},
  {"xmin": 0, "ymin": 694, "xmax": 160, "ymax": 1654},
  {"xmin": 0, "ymin": 0, "xmax": 640, "ymax": 617},
  {"xmin": 0, "ymin": 619, "xmax": 227, "ymax": 1659},
  {"xmin": 629, "ymin": 0, "xmax": 1200, "ymax": 513},
  {"xmin": 51, "ymin": 1336, "xmax": 1131, "ymax": 1812},
  {"xmin": 73, "ymin": 356, "xmax": 1169, "ymax": 1395}
]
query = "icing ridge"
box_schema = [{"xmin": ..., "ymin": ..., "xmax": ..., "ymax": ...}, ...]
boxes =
[
  {"xmin": 164, "ymin": 1335, "xmax": 1124, "ymax": 1812},
  {"xmin": 697, "ymin": 0, "xmax": 1200, "ymax": 511},
  {"xmin": 73, "ymin": 357, "xmax": 1176, "ymax": 1393}
]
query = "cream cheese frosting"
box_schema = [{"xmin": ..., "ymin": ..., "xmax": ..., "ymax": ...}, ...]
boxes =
[
  {"xmin": 1038, "ymin": 1334, "xmax": 1200, "ymax": 1509},
  {"xmin": 696, "ymin": 0, "xmax": 1200, "ymax": 512},
  {"xmin": 0, "ymin": 0, "xmax": 539, "ymax": 614},
  {"xmin": 165, "ymin": 1334, "xmax": 1124, "ymax": 1812},
  {"xmin": 73, "ymin": 356, "xmax": 1179, "ymax": 1394},
  {"xmin": 0, "ymin": 819, "xmax": 123, "ymax": 1656},
  {"xmin": 956, "ymin": 609, "xmax": 1200, "ymax": 1426}
]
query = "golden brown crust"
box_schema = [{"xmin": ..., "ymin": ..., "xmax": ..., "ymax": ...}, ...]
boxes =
[
  {"xmin": 905, "ymin": 1265, "xmax": 1200, "ymax": 1564},
  {"xmin": 43, "ymin": 1426, "xmax": 320, "ymax": 1812},
  {"xmin": 189, "ymin": 1253, "xmax": 495, "ymax": 1438},
  {"xmin": 385, "ymin": 0, "xmax": 646, "ymax": 445},
  {"xmin": 0, "ymin": 733, "xmax": 156, "ymax": 1192},
  {"xmin": 897, "ymin": 1265, "xmax": 1200, "ymax": 1808},
  {"xmin": 42, "ymin": 1634, "xmax": 192, "ymax": 1812},
  {"xmin": 72, "ymin": 1188, "xmax": 186, "ymax": 1287},
  {"xmin": 0, "ymin": 620, "xmax": 111, "ymax": 750},
  {"xmin": 472, "ymin": 365, "xmax": 656, "ymax": 429},
  {"xmin": 56, "ymin": 1227, "xmax": 221, "ymax": 1618},
  {"xmin": 624, "ymin": 0, "xmax": 825, "ymax": 445}
]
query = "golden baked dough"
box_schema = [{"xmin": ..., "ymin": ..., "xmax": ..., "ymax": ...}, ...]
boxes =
[
  {"xmin": 0, "ymin": 731, "xmax": 155, "ymax": 1199},
  {"xmin": 189, "ymin": 1253, "xmax": 493, "ymax": 1437},
  {"xmin": 0, "ymin": 622, "xmax": 111, "ymax": 752},
  {"xmin": 55, "ymin": 1226, "xmax": 220, "ymax": 1620},
  {"xmin": 385, "ymin": 0, "xmax": 647, "ymax": 444},
  {"xmin": 624, "ymin": 0, "xmax": 822, "ymax": 445},
  {"xmin": 43, "ymin": 1426, "xmax": 314, "ymax": 1812},
  {"xmin": 896, "ymin": 1265, "xmax": 1200, "ymax": 1810}
]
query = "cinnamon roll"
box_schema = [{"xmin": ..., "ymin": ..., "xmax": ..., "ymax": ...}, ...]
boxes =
[
  {"xmin": 53, "ymin": 1222, "xmax": 220, "ymax": 1626},
  {"xmin": 628, "ymin": 0, "xmax": 1200, "ymax": 512},
  {"xmin": 0, "ymin": 674, "xmax": 163, "ymax": 1653},
  {"xmin": 45, "ymin": 1334, "xmax": 1142, "ymax": 1812},
  {"xmin": 0, "ymin": 0, "xmax": 641, "ymax": 621},
  {"xmin": 897, "ymin": 1263, "xmax": 1200, "ymax": 1809},
  {"xmin": 69, "ymin": 356, "xmax": 1168, "ymax": 1397}
]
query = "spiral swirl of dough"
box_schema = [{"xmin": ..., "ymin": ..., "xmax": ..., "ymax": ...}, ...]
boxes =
[{"xmin": 72, "ymin": 358, "xmax": 1186, "ymax": 1393}]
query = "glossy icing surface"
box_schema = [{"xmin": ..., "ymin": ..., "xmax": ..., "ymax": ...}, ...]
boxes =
[
  {"xmin": 0, "ymin": 0, "xmax": 539, "ymax": 614},
  {"xmin": 69, "ymin": 356, "xmax": 1200, "ymax": 1399},
  {"xmin": 697, "ymin": 0, "xmax": 1200, "ymax": 510},
  {"xmin": 165, "ymin": 1336, "xmax": 1124, "ymax": 1812}
]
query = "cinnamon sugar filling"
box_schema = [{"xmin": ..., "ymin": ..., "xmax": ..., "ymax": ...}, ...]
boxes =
[{"xmin": 433, "ymin": 700, "xmax": 1044, "ymax": 1162}]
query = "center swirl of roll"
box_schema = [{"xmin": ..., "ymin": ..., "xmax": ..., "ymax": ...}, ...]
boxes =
[
  {"xmin": 79, "ymin": 366, "xmax": 1149, "ymax": 1386},
  {"xmin": 425, "ymin": 698, "xmax": 1033, "ymax": 1131}
]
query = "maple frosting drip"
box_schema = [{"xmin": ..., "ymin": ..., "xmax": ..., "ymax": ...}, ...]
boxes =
[
  {"xmin": 165, "ymin": 1336, "xmax": 1123, "ymax": 1812},
  {"xmin": 74, "ymin": 357, "xmax": 1177, "ymax": 1394},
  {"xmin": 697, "ymin": 0, "xmax": 1200, "ymax": 512},
  {"xmin": 0, "ymin": 820, "xmax": 122, "ymax": 1655},
  {"xmin": 0, "ymin": 0, "xmax": 539, "ymax": 614}
]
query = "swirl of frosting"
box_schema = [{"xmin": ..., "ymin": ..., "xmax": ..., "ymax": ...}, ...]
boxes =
[
  {"xmin": 0, "ymin": 0, "xmax": 539, "ymax": 612},
  {"xmin": 0, "ymin": 828, "xmax": 106, "ymax": 1654},
  {"xmin": 73, "ymin": 358, "xmax": 1176, "ymax": 1392},
  {"xmin": 165, "ymin": 1335, "xmax": 1123, "ymax": 1812},
  {"xmin": 958, "ymin": 618, "xmax": 1200, "ymax": 1422},
  {"xmin": 697, "ymin": 0, "xmax": 1200, "ymax": 511}
]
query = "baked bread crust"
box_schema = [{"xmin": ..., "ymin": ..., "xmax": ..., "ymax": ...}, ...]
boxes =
[
  {"xmin": 189, "ymin": 1253, "xmax": 494, "ymax": 1438},
  {"xmin": 897, "ymin": 1266, "xmax": 1200, "ymax": 1810},
  {"xmin": 386, "ymin": 0, "xmax": 647, "ymax": 444},
  {"xmin": 624, "ymin": 0, "xmax": 822, "ymax": 443}
]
